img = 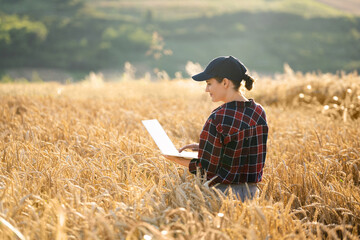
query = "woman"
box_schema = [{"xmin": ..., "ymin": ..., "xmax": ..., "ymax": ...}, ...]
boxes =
[{"xmin": 165, "ymin": 56, "xmax": 268, "ymax": 201}]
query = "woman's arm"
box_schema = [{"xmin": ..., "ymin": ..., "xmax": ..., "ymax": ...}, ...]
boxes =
[
  {"xmin": 189, "ymin": 118, "xmax": 223, "ymax": 182},
  {"xmin": 163, "ymin": 155, "xmax": 191, "ymax": 167},
  {"xmin": 163, "ymin": 143, "xmax": 199, "ymax": 167}
]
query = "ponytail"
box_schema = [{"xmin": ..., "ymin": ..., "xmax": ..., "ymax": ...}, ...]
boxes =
[
  {"xmin": 214, "ymin": 74, "xmax": 255, "ymax": 91},
  {"xmin": 243, "ymin": 74, "xmax": 255, "ymax": 91}
]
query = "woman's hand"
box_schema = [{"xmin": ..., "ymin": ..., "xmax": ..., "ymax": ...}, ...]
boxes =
[
  {"xmin": 163, "ymin": 155, "xmax": 191, "ymax": 167},
  {"xmin": 179, "ymin": 143, "xmax": 199, "ymax": 153}
]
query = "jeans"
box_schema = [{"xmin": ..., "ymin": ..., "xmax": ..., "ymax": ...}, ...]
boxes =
[{"xmin": 215, "ymin": 183, "xmax": 258, "ymax": 201}]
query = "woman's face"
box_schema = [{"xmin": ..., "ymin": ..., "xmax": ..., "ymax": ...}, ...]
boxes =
[{"xmin": 205, "ymin": 78, "xmax": 227, "ymax": 102}]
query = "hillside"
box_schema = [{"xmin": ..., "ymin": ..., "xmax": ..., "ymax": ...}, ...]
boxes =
[
  {"xmin": 1, "ymin": 0, "xmax": 360, "ymax": 80},
  {"xmin": 316, "ymin": 0, "xmax": 360, "ymax": 15}
]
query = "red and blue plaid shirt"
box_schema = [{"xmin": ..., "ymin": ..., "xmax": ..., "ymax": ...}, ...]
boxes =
[{"xmin": 189, "ymin": 99, "xmax": 268, "ymax": 185}]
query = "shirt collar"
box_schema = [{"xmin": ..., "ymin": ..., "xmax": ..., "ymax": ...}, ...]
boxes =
[{"xmin": 222, "ymin": 99, "xmax": 254, "ymax": 109}]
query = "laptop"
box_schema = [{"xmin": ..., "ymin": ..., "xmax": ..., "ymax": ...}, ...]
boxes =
[{"xmin": 142, "ymin": 119, "xmax": 198, "ymax": 159}]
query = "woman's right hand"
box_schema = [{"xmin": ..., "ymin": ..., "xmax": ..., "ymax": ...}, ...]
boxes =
[{"xmin": 179, "ymin": 143, "xmax": 199, "ymax": 153}]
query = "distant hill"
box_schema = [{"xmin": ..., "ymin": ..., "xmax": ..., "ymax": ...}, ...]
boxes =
[
  {"xmin": 316, "ymin": 0, "xmax": 360, "ymax": 15},
  {"xmin": 1, "ymin": 0, "xmax": 360, "ymax": 80}
]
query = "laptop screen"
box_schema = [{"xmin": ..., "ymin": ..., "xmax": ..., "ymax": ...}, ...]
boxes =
[{"xmin": 142, "ymin": 119, "xmax": 198, "ymax": 159}]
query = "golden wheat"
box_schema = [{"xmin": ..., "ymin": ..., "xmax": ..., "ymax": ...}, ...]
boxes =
[{"xmin": 0, "ymin": 72, "xmax": 359, "ymax": 239}]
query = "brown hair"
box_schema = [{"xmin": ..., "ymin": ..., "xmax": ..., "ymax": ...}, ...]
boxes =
[{"xmin": 215, "ymin": 74, "xmax": 255, "ymax": 91}]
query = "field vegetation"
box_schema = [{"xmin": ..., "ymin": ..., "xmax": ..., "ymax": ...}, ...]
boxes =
[{"xmin": 0, "ymin": 69, "xmax": 359, "ymax": 239}]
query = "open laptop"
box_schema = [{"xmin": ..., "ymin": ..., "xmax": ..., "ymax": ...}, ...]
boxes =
[{"xmin": 142, "ymin": 119, "xmax": 198, "ymax": 159}]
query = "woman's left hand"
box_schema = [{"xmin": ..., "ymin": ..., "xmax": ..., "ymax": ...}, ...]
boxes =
[{"xmin": 163, "ymin": 155, "xmax": 191, "ymax": 167}]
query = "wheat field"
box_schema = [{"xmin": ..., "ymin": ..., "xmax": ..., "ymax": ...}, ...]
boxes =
[{"xmin": 0, "ymin": 71, "xmax": 359, "ymax": 239}]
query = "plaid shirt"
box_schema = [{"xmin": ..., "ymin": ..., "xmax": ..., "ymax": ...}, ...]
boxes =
[{"xmin": 189, "ymin": 99, "xmax": 268, "ymax": 185}]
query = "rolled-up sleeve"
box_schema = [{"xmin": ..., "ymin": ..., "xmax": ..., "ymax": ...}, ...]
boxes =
[
  {"xmin": 188, "ymin": 158, "xmax": 198, "ymax": 174},
  {"xmin": 189, "ymin": 117, "xmax": 224, "ymax": 183}
]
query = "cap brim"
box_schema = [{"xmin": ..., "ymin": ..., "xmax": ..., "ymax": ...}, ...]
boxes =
[{"xmin": 192, "ymin": 72, "xmax": 214, "ymax": 81}]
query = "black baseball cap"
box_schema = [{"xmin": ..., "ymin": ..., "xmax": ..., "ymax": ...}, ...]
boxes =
[{"xmin": 192, "ymin": 56, "xmax": 247, "ymax": 82}]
